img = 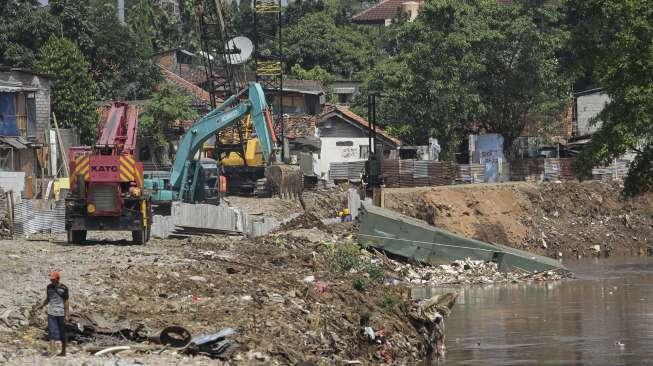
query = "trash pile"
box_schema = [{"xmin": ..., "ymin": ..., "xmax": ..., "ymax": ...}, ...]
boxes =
[
  {"xmin": 390, "ymin": 258, "xmax": 521, "ymax": 285},
  {"xmin": 61, "ymin": 312, "xmax": 235, "ymax": 359},
  {"xmin": 367, "ymin": 253, "xmax": 569, "ymax": 286}
]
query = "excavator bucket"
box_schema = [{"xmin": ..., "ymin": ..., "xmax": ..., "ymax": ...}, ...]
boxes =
[{"xmin": 264, "ymin": 164, "xmax": 303, "ymax": 198}]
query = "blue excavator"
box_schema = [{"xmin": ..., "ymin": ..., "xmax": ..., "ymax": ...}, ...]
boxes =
[{"xmin": 144, "ymin": 82, "xmax": 301, "ymax": 205}]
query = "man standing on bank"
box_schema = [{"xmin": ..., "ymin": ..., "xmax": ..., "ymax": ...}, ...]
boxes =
[{"xmin": 36, "ymin": 271, "xmax": 69, "ymax": 356}]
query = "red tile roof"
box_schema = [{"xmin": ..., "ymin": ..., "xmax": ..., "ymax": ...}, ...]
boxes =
[
  {"xmin": 319, "ymin": 104, "xmax": 402, "ymax": 146},
  {"xmin": 352, "ymin": 0, "xmax": 419, "ymax": 23},
  {"xmin": 283, "ymin": 114, "xmax": 318, "ymax": 139}
]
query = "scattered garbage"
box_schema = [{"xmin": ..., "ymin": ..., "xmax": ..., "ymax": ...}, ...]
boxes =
[
  {"xmin": 381, "ymin": 256, "xmax": 568, "ymax": 286},
  {"xmin": 409, "ymin": 292, "xmax": 458, "ymax": 360},
  {"xmin": 185, "ymin": 328, "xmax": 236, "ymax": 358},
  {"xmin": 149, "ymin": 326, "xmax": 192, "ymax": 348},
  {"xmin": 65, "ymin": 312, "xmax": 148, "ymax": 345}
]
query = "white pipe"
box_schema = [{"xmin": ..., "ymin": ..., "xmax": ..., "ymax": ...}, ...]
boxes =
[{"xmin": 94, "ymin": 346, "xmax": 131, "ymax": 356}]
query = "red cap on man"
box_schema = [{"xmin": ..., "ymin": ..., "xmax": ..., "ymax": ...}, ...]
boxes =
[{"xmin": 49, "ymin": 271, "xmax": 60, "ymax": 280}]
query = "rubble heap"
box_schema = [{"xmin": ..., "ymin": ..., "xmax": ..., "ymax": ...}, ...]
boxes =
[{"xmin": 0, "ymin": 188, "xmax": 11, "ymax": 239}]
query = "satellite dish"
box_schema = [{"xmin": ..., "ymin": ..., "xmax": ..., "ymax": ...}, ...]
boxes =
[{"xmin": 225, "ymin": 36, "xmax": 253, "ymax": 65}]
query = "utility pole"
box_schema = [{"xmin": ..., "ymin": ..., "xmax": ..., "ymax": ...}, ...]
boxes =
[{"xmin": 117, "ymin": 0, "xmax": 125, "ymax": 25}]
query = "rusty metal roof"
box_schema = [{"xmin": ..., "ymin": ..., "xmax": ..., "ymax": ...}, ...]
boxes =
[{"xmin": 352, "ymin": 0, "xmax": 416, "ymax": 23}]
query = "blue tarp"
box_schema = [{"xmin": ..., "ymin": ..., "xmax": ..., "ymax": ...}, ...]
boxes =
[{"xmin": 0, "ymin": 93, "xmax": 20, "ymax": 136}]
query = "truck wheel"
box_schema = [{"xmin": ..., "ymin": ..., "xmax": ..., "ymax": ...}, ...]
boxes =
[
  {"xmin": 132, "ymin": 229, "xmax": 147, "ymax": 245},
  {"xmin": 67, "ymin": 230, "xmax": 87, "ymax": 244}
]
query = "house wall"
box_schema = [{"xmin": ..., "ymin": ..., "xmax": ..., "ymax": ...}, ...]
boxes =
[
  {"xmin": 576, "ymin": 91, "xmax": 610, "ymax": 137},
  {"xmin": 277, "ymin": 93, "xmax": 307, "ymax": 115},
  {"xmin": 273, "ymin": 93, "xmax": 324, "ymax": 116},
  {"xmin": 331, "ymin": 81, "xmax": 360, "ymax": 106},
  {"xmin": 0, "ymin": 71, "xmax": 50, "ymax": 143},
  {"xmin": 318, "ymin": 137, "xmax": 370, "ymax": 179}
]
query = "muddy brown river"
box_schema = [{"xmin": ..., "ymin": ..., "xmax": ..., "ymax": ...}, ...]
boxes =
[{"xmin": 417, "ymin": 257, "xmax": 653, "ymax": 365}]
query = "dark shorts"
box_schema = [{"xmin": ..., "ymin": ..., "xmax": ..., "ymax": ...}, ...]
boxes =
[{"xmin": 47, "ymin": 315, "xmax": 66, "ymax": 341}]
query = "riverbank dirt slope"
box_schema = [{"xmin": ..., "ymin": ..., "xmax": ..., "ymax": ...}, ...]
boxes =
[{"xmin": 383, "ymin": 181, "xmax": 653, "ymax": 258}]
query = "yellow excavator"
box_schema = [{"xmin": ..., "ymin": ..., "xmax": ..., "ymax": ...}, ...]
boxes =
[{"xmin": 206, "ymin": 113, "xmax": 300, "ymax": 197}]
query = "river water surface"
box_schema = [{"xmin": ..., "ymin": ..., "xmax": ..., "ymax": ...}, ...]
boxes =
[{"xmin": 421, "ymin": 257, "xmax": 653, "ymax": 365}]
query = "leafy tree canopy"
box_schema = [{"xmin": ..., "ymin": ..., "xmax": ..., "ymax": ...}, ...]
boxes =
[
  {"xmin": 283, "ymin": 10, "xmax": 379, "ymax": 79},
  {"xmin": 35, "ymin": 36, "xmax": 98, "ymax": 145},
  {"xmin": 1, "ymin": 0, "xmax": 162, "ymax": 100},
  {"xmin": 353, "ymin": 0, "xmax": 569, "ymax": 159},
  {"xmin": 566, "ymin": 0, "xmax": 652, "ymax": 195},
  {"xmin": 0, "ymin": 0, "xmax": 58, "ymax": 67},
  {"xmin": 139, "ymin": 84, "xmax": 198, "ymax": 154}
]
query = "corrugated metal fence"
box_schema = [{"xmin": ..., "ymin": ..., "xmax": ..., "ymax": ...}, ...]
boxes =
[
  {"xmin": 329, "ymin": 161, "xmax": 366, "ymax": 182},
  {"xmin": 331, "ymin": 157, "xmax": 627, "ymax": 188},
  {"xmin": 511, "ymin": 158, "xmax": 575, "ymax": 182},
  {"xmin": 382, "ymin": 160, "xmax": 458, "ymax": 188},
  {"xmin": 14, "ymin": 200, "xmax": 66, "ymax": 237}
]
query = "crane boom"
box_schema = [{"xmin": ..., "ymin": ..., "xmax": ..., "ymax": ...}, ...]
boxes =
[{"xmin": 96, "ymin": 102, "xmax": 139, "ymax": 155}]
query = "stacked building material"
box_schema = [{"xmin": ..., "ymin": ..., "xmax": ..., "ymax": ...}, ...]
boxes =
[
  {"xmin": 510, "ymin": 159, "xmax": 545, "ymax": 181},
  {"xmin": 544, "ymin": 158, "xmax": 562, "ymax": 181},
  {"xmin": 558, "ymin": 159, "xmax": 575, "ymax": 180},
  {"xmin": 592, "ymin": 160, "xmax": 630, "ymax": 181},
  {"xmin": 413, "ymin": 160, "xmax": 430, "ymax": 186},
  {"xmin": 329, "ymin": 161, "xmax": 366, "ymax": 182},
  {"xmin": 428, "ymin": 161, "xmax": 456, "ymax": 186},
  {"xmin": 381, "ymin": 160, "xmax": 399, "ymax": 187},
  {"xmin": 347, "ymin": 161, "xmax": 366, "ymax": 182},
  {"xmin": 328, "ymin": 162, "xmax": 350, "ymax": 181},
  {"xmin": 398, "ymin": 159, "xmax": 415, "ymax": 187},
  {"xmin": 457, "ymin": 164, "xmax": 485, "ymax": 183}
]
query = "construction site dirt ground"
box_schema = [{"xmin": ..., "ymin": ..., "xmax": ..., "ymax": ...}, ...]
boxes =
[
  {"xmin": 0, "ymin": 182, "xmax": 650, "ymax": 365},
  {"xmin": 0, "ymin": 223, "xmax": 430, "ymax": 365}
]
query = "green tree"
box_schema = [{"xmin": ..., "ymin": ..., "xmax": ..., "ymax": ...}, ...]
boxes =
[
  {"xmin": 0, "ymin": 0, "xmax": 58, "ymax": 67},
  {"xmin": 139, "ymin": 85, "xmax": 198, "ymax": 163},
  {"xmin": 356, "ymin": 0, "xmax": 569, "ymax": 158},
  {"xmin": 82, "ymin": 1, "xmax": 160, "ymax": 99},
  {"xmin": 283, "ymin": 11, "xmax": 377, "ymax": 79},
  {"xmin": 35, "ymin": 36, "xmax": 98, "ymax": 144},
  {"xmin": 566, "ymin": 0, "xmax": 652, "ymax": 195}
]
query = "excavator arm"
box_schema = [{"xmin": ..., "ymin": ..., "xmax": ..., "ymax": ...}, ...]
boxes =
[{"xmin": 169, "ymin": 82, "xmax": 275, "ymax": 193}]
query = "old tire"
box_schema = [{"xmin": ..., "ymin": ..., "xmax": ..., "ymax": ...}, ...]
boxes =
[
  {"xmin": 67, "ymin": 230, "xmax": 87, "ymax": 244},
  {"xmin": 132, "ymin": 229, "xmax": 147, "ymax": 245}
]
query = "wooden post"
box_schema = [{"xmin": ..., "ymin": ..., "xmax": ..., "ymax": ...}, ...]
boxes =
[
  {"xmin": 8, "ymin": 191, "xmax": 14, "ymax": 238},
  {"xmin": 52, "ymin": 113, "xmax": 70, "ymax": 177}
]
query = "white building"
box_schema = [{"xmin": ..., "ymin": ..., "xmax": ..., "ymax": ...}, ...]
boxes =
[
  {"xmin": 574, "ymin": 88, "xmax": 610, "ymax": 137},
  {"xmin": 316, "ymin": 105, "xmax": 401, "ymax": 180}
]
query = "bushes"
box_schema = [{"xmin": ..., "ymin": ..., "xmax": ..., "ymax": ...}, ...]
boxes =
[{"xmin": 325, "ymin": 242, "xmax": 386, "ymax": 292}]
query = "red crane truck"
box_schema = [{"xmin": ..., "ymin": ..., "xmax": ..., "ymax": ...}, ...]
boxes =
[{"xmin": 65, "ymin": 102, "xmax": 151, "ymax": 244}]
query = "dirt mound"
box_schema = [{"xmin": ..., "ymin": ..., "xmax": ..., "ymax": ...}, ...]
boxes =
[
  {"xmin": 277, "ymin": 211, "xmax": 327, "ymax": 232},
  {"xmin": 301, "ymin": 188, "xmax": 349, "ymax": 219},
  {"xmin": 384, "ymin": 181, "xmax": 653, "ymax": 258}
]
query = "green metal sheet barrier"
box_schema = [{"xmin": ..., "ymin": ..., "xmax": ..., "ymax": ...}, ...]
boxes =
[{"xmin": 358, "ymin": 202, "xmax": 568, "ymax": 274}]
